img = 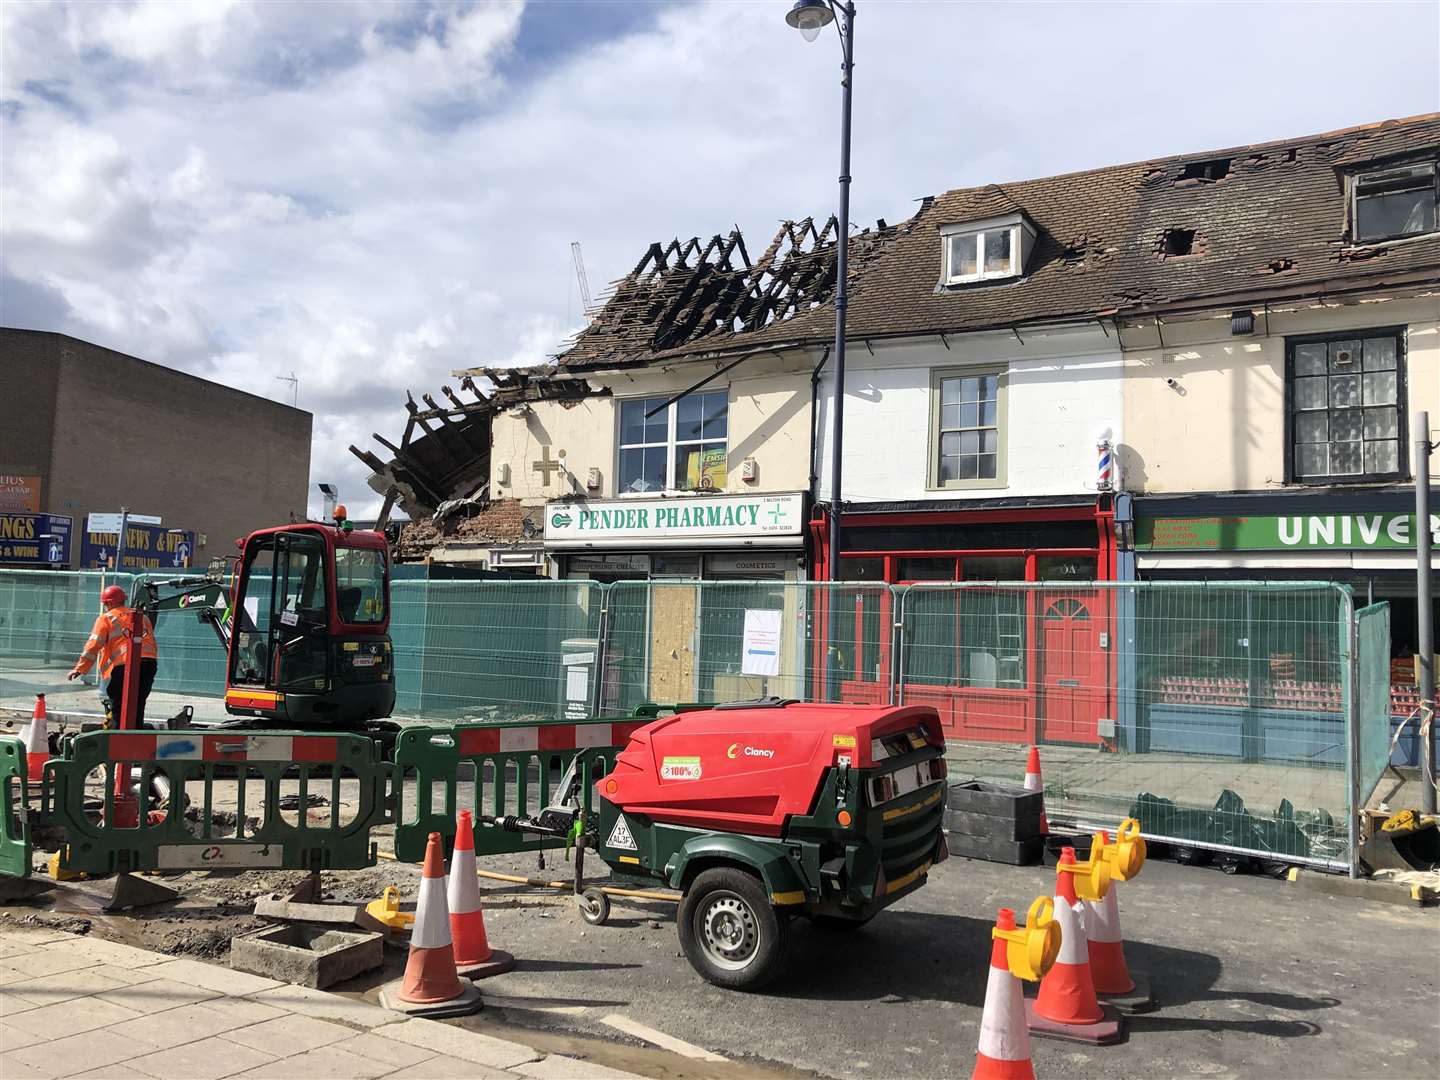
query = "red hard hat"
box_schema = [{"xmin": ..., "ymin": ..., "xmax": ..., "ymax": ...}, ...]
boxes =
[{"xmin": 100, "ymin": 585, "xmax": 127, "ymax": 606}]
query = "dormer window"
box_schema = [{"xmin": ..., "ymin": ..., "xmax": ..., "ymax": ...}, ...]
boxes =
[
  {"xmin": 1353, "ymin": 161, "xmax": 1437, "ymax": 242},
  {"xmin": 940, "ymin": 213, "xmax": 1037, "ymax": 285}
]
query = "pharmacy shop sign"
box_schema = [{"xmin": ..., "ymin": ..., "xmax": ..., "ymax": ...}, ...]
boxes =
[
  {"xmin": 546, "ymin": 493, "xmax": 804, "ymax": 547},
  {"xmin": 1136, "ymin": 513, "xmax": 1439, "ymax": 552}
]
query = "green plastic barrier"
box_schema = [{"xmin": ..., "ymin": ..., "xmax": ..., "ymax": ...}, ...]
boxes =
[
  {"xmin": 0, "ymin": 736, "xmax": 30, "ymax": 879},
  {"xmin": 392, "ymin": 707, "xmax": 671, "ymax": 862},
  {"xmin": 41, "ymin": 729, "xmax": 394, "ymax": 875}
]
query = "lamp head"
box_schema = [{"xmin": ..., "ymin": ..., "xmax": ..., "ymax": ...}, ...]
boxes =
[{"xmin": 785, "ymin": 0, "xmax": 833, "ymax": 42}]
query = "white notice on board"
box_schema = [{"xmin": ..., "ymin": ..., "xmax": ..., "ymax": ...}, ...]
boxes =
[
  {"xmin": 741, "ymin": 609, "xmax": 782, "ymax": 677},
  {"xmin": 566, "ymin": 667, "xmax": 589, "ymax": 704}
]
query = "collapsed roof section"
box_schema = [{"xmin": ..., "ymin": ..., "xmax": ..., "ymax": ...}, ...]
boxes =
[
  {"xmin": 348, "ymin": 365, "xmax": 591, "ymax": 524},
  {"xmin": 556, "ymin": 214, "xmax": 910, "ymax": 372}
]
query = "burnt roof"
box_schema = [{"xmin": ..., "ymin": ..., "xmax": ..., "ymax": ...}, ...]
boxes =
[{"xmin": 557, "ymin": 113, "xmax": 1440, "ymax": 370}]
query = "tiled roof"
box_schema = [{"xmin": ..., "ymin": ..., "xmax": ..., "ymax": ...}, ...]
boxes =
[{"xmin": 557, "ymin": 113, "xmax": 1440, "ymax": 370}]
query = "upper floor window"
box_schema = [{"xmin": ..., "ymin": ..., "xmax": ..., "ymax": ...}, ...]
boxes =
[
  {"xmin": 618, "ymin": 391, "xmax": 728, "ymax": 494},
  {"xmin": 1353, "ymin": 162, "xmax": 1437, "ymax": 242},
  {"xmin": 930, "ymin": 369, "xmax": 1006, "ymax": 488},
  {"xmin": 1287, "ymin": 329, "xmax": 1405, "ymax": 484},
  {"xmin": 940, "ymin": 213, "xmax": 1037, "ymax": 285}
]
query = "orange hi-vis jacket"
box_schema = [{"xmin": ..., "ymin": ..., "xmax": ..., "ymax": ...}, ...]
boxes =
[{"xmin": 72, "ymin": 607, "xmax": 158, "ymax": 680}]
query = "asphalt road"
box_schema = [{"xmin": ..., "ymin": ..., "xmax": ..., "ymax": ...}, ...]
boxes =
[{"xmin": 419, "ymin": 847, "xmax": 1437, "ymax": 1080}]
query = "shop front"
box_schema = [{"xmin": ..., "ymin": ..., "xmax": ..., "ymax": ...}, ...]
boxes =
[
  {"xmin": 811, "ymin": 498, "xmax": 1119, "ymax": 746},
  {"xmin": 544, "ymin": 492, "xmax": 808, "ymax": 583},
  {"xmin": 544, "ymin": 492, "xmax": 809, "ymax": 708},
  {"xmin": 1135, "ymin": 490, "xmax": 1436, "ymax": 765}
]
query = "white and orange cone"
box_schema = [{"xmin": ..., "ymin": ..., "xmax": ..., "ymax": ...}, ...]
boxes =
[
  {"xmin": 23, "ymin": 694, "xmax": 48, "ymax": 782},
  {"xmin": 379, "ymin": 831, "xmax": 481, "ymax": 1017},
  {"xmin": 1023, "ymin": 745, "xmax": 1047, "ymax": 836},
  {"xmin": 448, "ymin": 811, "xmax": 515, "ymax": 978},
  {"xmin": 1085, "ymin": 832, "xmax": 1134, "ymax": 995},
  {"xmin": 1025, "ymin": 847, "xmax": 1121, "ymax": 1043},
  {"xmin": 973, "ymin": 908, "xmax": 1036, "ymax": 1080}
]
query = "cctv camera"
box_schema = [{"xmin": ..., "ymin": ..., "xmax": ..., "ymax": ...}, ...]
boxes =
[
  {"xmin": 1165, "ymin": 377, "xmax": 1179, "ymax": 388},
  {"xmin": 318, "ymin": 483, "xmax": 338, "ymax": 497}
]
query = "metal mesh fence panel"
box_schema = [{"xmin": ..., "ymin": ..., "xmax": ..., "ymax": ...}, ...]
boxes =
[
  {"xmin": 394, "ymin": 579, "xmax": 604, "ymax": 722},
  {"xmin": 602, "ymin": 582, "xmax": 892, "ymax": 712},
  {"xmin": 1354, "ymin": 601, "xmax": 1393, "ymax": 808},
  {"xmin": 0, "ymin": 571, "xmax": 136, "ymax": 710},
  {"xmin": 903, "ymin": 581, "xmax": 1359, "ymax": 869}
]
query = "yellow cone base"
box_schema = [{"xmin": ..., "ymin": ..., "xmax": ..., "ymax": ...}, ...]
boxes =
[
  {"xmin": 380, "ymin": 978, "xmax": 482, "ymax": 1018},
  {"xmin": 456, "ymin": 949, "xmax": 516, "ymax": 980},
  {"xmin": 1024, "ymin": 999, "xmax": 1123, "ymax": 1045},
  {"xmin": 1098, "ymin": 970, "xmax": 1154, "ymax": 1014}
]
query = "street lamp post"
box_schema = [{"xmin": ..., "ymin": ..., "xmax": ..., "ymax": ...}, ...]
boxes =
[
  {"xmin": 787, "ymin": 0, "xmax": 855, "ymax": 703},
  {"xmin": 786, "ymin": 0, "xmax": 855, "ymax": 585}
]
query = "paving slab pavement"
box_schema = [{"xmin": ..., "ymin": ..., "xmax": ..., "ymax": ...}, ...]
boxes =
[{"xmin": 0, "ymin": 923, "xmax": 646, "ymax": 1080}]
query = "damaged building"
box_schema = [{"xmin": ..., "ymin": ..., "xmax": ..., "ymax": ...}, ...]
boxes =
[{"xmin": 355, "ymin": 113, "xmax": 1438, "ymax": 739}]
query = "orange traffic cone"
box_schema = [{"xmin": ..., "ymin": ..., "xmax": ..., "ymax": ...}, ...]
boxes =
[
  {"xmin": 972, "ymin": 908, "xmax": 1036, "ymax": 1080},
  {"xmin": 379, "ymin": 832, "xmax": 481, "ymax": 1017},
  {"xmin": 1023, "ymin": 745, "xmax": 1047, "ymax": 835},
  {"xmin": 23, "ymin": 694, "xmax": 49, "ymax": 782},
  {"xmin": 1085, "ymin": 832, "xmax": 1133, "ymax": 995},
  {"xmin": 1026, "ymin": 847, "xmax": 1122, "ymax": 1044},
  {"xmin": 449, "ymin": 811, "xmax": 515, "ymax": 978}
]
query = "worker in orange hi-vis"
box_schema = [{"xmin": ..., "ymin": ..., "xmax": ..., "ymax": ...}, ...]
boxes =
[{"xmin": 67, "ymin": 585, "xmax": 159, "ymax": 727}]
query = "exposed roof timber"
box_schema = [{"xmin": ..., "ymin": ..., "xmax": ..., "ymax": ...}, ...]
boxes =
[{"xmin": 556, "ymin": 214, "xmax": 905, "ymax": 371}]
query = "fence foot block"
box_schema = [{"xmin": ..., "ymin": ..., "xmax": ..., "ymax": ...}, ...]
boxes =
[{"xmin": 104, "ymin": 873, "xmax": 181, "ymax": 913}]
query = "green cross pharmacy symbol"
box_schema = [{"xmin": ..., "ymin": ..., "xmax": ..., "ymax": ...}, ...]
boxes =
[{"xmin": 766, "ymin": 503, "xmax": 785, "ymax": 525}]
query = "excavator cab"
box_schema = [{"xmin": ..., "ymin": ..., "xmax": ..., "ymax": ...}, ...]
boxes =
[{"xmin": 225, "ymin": 522, "xmax": 395, "ymax": 727}]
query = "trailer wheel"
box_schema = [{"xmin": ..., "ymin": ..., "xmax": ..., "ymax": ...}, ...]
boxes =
[
  {"xmin": 577, "ymin": 887, "xmax": 610, "ymax": 925},
  {"xmin": 678, "ymin": 868, "xmax": 788, "ymax": 991}
]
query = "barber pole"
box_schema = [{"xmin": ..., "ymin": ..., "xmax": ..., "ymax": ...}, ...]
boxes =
[
  {"xmin": 972, "ymin": 908, "xmax": 1037, "ymax": 1080},
  {"xmin": 1096, "ymin": 439, "xmax": 1114, "ymax": 492}
]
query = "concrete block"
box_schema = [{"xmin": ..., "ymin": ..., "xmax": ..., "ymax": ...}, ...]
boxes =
[
  {"xmin": 231, "ymin": 925, "xmax": 383, "ymax": 990},
  {"xmin": 1287, "ymin": 867, "xmax": 1437, "ymax": 905},
  {"xmin": 253, "ymin": 895, "xmax": 388, "ymax": 934},
  {"xmin": 8, "ymin": 1026, "xmax": 163, "ymax": 1078}
]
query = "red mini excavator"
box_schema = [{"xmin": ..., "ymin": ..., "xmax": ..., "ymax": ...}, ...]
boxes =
[{"xmin": 136, "ymin": 507, "xmax": 395, "ymax": 732}]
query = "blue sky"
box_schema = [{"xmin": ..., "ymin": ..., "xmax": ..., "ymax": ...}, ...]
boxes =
[{"xmin": 2, "ymin": 0, "xmax": 1437, "ymax": 515}]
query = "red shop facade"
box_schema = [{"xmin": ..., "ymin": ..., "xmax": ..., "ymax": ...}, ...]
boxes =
[{"xmin": 809, "ymin": 498, "xmax": 1119, "ymax": 747}]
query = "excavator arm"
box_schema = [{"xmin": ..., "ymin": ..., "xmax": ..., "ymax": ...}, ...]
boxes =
[{"xmin": 133, "ymin": 558, "xmax": 236, "ymax": 652}]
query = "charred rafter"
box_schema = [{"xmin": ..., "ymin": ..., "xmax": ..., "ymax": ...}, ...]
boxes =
[{"xmin": 557, "ymin": 215, "xmax": 904, "ymax": 370}]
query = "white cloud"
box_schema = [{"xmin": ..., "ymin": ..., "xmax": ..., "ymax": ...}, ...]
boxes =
[{"xmin": 3, "ymin": 0, "xmax": 1437, "ymax": 519}]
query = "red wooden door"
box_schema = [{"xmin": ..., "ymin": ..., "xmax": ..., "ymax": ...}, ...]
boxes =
[{"xmin": 1039, "ymin": 595, "xmax": 1104, "ymax": 745}]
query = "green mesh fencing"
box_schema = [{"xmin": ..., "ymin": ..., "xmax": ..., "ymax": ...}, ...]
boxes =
[
  {"xmin": 0, "ymin": 570, "xmax": 1385, "ymax": 870},
  {"xmin": 906, "ymin": 581, "xmax": 1360, "ymax": 868},
  {"xmin": 1354, "ymin": 602, "xmax": 1394, "ymax": 808},
  {"xmin": 602, "ymin": 581, "xmax": 892, "ymax": 711},
  {"xmin": 395, "ymin": 579, "xmax": 604, "ymax": 721}
]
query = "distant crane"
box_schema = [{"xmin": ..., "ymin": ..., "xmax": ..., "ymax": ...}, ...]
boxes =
[{"xmin": 571, "ymin": 241, "xmax": 595, "ymax": 321}]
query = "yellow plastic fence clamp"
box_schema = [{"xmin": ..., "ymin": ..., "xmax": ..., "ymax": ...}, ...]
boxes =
[
  {"xmin": 994, "ymin": 896, "xmax": 1060, "ymax": 983},
  {"xmin": 1101, "ymin": 818, "xmax": 1147, "ymax": 881},
  {"xmin": 1057, "ymin": 847, "xmax": 1113, "ymax": 902},
  {"xmin": 365, "ymin": 886, "xmax": 414, "ymax": 932}
]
